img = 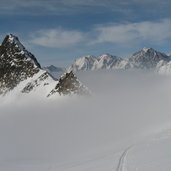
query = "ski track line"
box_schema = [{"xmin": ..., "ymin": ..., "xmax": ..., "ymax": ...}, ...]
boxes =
[{"xmin": 116, "ymin": 146, "xmax": 132, "ymax": 171}]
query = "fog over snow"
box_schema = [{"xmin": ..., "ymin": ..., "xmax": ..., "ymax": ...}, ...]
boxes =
[{"xmin": 1, "ymin": 71, "xmax": 171, "ymax": 170}]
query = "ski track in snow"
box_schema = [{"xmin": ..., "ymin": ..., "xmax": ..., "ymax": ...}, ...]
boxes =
[
  {"xmin": 116, "ymin": 147, "xmax": 131, "ymax": 171},
  {"xmin": 115, "ymin": 128, "xmax": 171, "ymax": 171}
]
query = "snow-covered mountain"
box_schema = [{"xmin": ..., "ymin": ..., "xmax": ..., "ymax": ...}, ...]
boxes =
[
  {"xmin": 1, "ymin": 33, "xmax": 171, "ymax": 98},
  {"xmin": 129, "ymin": 47, "xmax": 170, "ymax": 69},
  {"xmin": 0, "ymin": 34, "xmax": 88, "ymax": 97},
  {"xmin": 68, "ymin": 48, "xmax": 171, "ymax": 73},
  {"xmin": 68, "ymin": 54, "xmax": 130, "ymax": 72},
  {"xmin": 68, "ymin": 55, "xmax": 98, "ymax": 72},
  {"xmin": 96, "ymin": 54, "xmax": 130, "ymax": 70}
]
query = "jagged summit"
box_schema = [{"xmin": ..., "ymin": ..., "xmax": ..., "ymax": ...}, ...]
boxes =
[
  {"xmin": 68, "ymin": 48, "xmax": 171, "ymax": 72},
  {"xmin": 47, "ymin": 71, "xmax": 89, "ymax": 97},
  {"xmin": 68, "ymin": 55, "xmax": 97, "ymax": 72},
  {"xmin": 0, "ymin": 34, "xmax": 43, "ymax": 94},
  {"xmin": 97, "ymin": 53, "xmax": 116, "ymax": 59},
  {"xmin": 0, "ymin": 34, "xmax": 89, "ymax": 97},
  {"xmin": 142, "ymin": 47, "xmax": 152, "ymax": 52},
  {"xmin": 96, "ymin": 54, "xmax": 125, "ymax": 70},
  {"xmin": 1, "ymin": 34, "xmax": 41, "ymax": 68},
  {"xmin": 129, "ymin": 48, "xmax": 170, "ymax": 69},
  {"xmin": 68, "ymin": 54, "xmax": 129, "ymax": 72},
  {"xmin": 2, "ymin": 34, "xmax": 24, "ymax": 46}
]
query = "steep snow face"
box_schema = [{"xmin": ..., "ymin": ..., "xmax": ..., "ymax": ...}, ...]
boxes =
[
  {"xmin": 95, "ymin": 54, "xmax": 117, "ymax": 69},
  {"xmin": 68, "ymin": 54, "xmax": 128, "ymax": 72},
  {"xmin": 5, "ymin": 70, "xmax": 89, "ymax": 99},
  {"xmin": 95, "ymin": 54, "xmax": 121, "ymax": 69},
  {"xmin": 129, "ymin": 48, "xmax": 170, "ymax": 69},
  {"xmin": 0, "ymin": 34, "xmax": 41, "ymax": 94},
  {"xmin": 21, "ymin": 70, "xmax": 57, "ymax": 95},
  {"xmin": 68, "ymin": 55, "xmax": 98, "ymax": 72},
  {"xmin": 5, "ymin": 70, "xmax": 58, "ymax": 99}
]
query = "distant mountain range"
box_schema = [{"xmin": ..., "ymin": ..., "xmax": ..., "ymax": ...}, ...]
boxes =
[
  {"xmin": 68, "ymin": 48, "xmax": 171, "ymax": 74},
  {"xmin": 1, "ymin": 34, "xmax": 171, "ymax": 99},
  {"xmin": 0, "ymin": 34, "xmax": 89, "ymax": 97}
]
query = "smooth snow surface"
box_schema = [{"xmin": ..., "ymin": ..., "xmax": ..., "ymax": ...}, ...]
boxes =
[
  {"xmin": 116, "ymin": 129, "xmax": 171, "ymax": 171},
  {"xmin": 1, "ymin": 70, "xmax": 171, "ymax": 171}
]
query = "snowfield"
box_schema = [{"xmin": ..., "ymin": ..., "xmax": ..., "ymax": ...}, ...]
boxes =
[
  {"xmin": 116, "ymin": 128, "xmax": 171, "ymax": 171},
  {"xmin": 0, "ymin": 70, "xmax": 171, "ymax": 171}
]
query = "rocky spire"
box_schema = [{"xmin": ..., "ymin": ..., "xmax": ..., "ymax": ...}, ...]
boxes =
[
  {"xmin": 47, "ymin": 71, "xmax": 89, "ymax": 97},
  {"xmin": 0, "ymin": 34, "xmax": 41, "ymax": 94}
]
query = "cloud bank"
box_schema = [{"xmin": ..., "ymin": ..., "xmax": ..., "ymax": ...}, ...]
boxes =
[
  {"xmin": 30, "ymin": 29, "xmax": 84, "ymax": 48},
  {"xmin": 93, "ymin": 19, "xmax": 171, "ymax": 44},
  {"xmin": 1, "ymin": 71, "xmax": 171, "ymax": 171},
  {"xmin": 30, "ymin": 18, "xmax": 171, "ymax": 48}
]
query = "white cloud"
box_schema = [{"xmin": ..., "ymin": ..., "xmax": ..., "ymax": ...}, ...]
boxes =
[
  {"xmin": 93, "ymin": 19, "xmax": 171, "ymax": 45},
  {"xmin": 30, "ymin": 28, "xmax": 84, "ymax": 48},
  {"xmin": 29, "ymin": 18, "xmax": 171, "ymax": 49}
]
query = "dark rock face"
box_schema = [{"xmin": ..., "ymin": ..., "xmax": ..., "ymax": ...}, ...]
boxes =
[
  {"xmin": 0, "ymin": 34, "xmax": 90, "ymax": 97},
  {"xmin": 0, "ymin": 34, "xmax": 41, "ymax": 94},
  {"xmin": 48, "ymin": 71, "xmax": 89, "ymax": 97}
]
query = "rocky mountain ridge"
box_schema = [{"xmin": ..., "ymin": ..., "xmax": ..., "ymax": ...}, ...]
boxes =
[
  {"xmin": 0, "ymin": 34, "xmax": 88, "ymax": 97},
  {"xmin": 68, "ymin": 48, "xmax": 171, "ymax": 74}
]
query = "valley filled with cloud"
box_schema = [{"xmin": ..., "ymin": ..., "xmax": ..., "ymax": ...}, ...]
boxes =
[{"xmin": 1, "ymin": 71, "xmax": 171, "ymax": 170}]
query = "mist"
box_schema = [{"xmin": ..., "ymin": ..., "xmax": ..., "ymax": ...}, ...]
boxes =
[{"xmin": 0, "ymin": 70, "xmax": 171, "ymax": 170}]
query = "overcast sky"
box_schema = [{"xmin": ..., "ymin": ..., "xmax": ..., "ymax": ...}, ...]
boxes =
[{"xmin": 1, "ymin": 0, "xmax": 171, "ymax": 67}]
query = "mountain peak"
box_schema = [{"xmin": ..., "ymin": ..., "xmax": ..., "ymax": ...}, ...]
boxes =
[
  {"xmin": 7, "ymin": 33, "xmax": 18, "ymax": 41},
  {"xmin": 130, "ymin": 47, "xmax": 170, "ymax": 69},
  {"xmin": 0, "ymin": 34, "xmax": 42, "ymax": 94},
  {"xmin": 1, "ymin": 34, "xmax": 41, "ymax": 68},
  {"xmin": 47, "ymin": 71, "xmax": 89, "ymax": 97},
  {"xmin": 98, "ymin": 53, "xmax": 113, "ymax": 59},
  {"xmin": 2, "ymin": 34, "xmax": 20, "ymax": 46},
  {"xmin": 68, "ymin": 53, "xmax": 129, "ymax": 71},
  {"xmin": 142, "ymin": 47, "xmax": 153, "ymax": 53},
  {"xmin": 0, "ymin": 34, "xmax": 89, "ymax": 97}
]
